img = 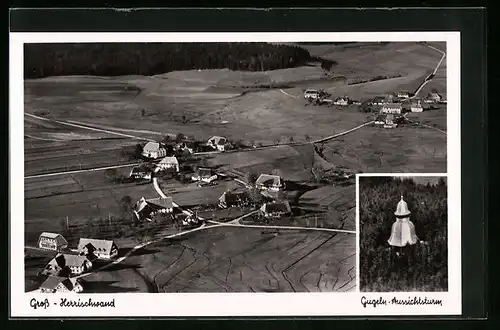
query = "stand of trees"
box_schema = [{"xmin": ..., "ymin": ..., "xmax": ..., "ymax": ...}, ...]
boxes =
[
  {"xmin": 25, "ymin": 42, "xmax": 315, "ymax": 79},
  {"xmin": 359, "ymin": 177, "xmax": 448, "ymax": 292}
]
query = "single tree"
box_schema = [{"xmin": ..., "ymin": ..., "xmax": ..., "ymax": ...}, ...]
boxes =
[
  {"xmin": 288, "ymin": 136, "xmax": 295, "ymax": 144},
  {"xmin": 247, "ymin": 172, "xmax": 258, "ymax": 185},
  {"xmin": 140, "ymin": 109, "xmax": 146, "ymax": 117},
  {"xmin": 304, "ymin": 134, "xmax": 311, "ymax": 142}
]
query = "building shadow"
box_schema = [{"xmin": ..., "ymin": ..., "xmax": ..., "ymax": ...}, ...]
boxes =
[{"xmin": 79, "ymin": 280, "xmax": 141, "ymax": 293}]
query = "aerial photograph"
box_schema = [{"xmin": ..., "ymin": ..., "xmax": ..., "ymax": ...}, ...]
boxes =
[{"xmin": 23, "ymin": 41, "xmax": 447, "ymax": 293}]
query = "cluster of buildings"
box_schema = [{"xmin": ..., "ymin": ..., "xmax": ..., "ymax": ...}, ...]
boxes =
[
  {"xmin": 36, "ymin": 232, "xmax": 119, "ymax": 293},
  {"xmin": 303, "ymin": 89, "xmax": 361, "ymax": 106}
]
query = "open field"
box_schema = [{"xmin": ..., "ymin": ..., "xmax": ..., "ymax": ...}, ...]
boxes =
[
  {"xmin": 207, "ymin": 144, "xmax": 318, "ymax": 182},
  {"xmin": 121, "ymin": 226, "xmax": 355, "ymax": 293},
  {"xmin": 24, "ymin": 42, "xmax": 446, "ymax": 147},
  {"xmin": 24, "ymin": 170, "xmax": 158, "ymax": 246},
  {"xmin": 319, "ymin": 123, "xmax": 446, "ymax": 173}
]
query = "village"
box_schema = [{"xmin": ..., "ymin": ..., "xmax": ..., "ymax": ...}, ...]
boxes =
[
  {"xmin": 24, "ymin": 41, "xmax": 447, "ymax": 294},
  {"xmin": 28, "ymin": 86, "xmax": 445, "ymax": 294}
]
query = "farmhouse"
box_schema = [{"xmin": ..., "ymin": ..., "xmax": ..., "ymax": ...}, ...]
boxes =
[
  {"xmin": 260, "ymin": 201, "xmax": 292, "ymax": 218},
  {"xmin": 47, "ymin": 253, "xmax": 93, "ymax": 275},
  {"xmin": 381, "ymin": 103, "xmax": 403, "ymax": 114},
  {"xmin": 176, "ymin": 213, "xmax": 200, "ymax": 227},
  {"xmin": 218, "ymin": 191, "xmax": 250, "ymax": 209},
  {"xmin": 134, "ymin": 196, "xmax": 174, "ymax": 222},
  {"xmin": 175, "ymin": 141, "xmax": 195, "ymax": 154},
  {"xmin": 141, "ymin": 142, "xmax": 167, "ymax": 159},
  {"xmin": 397, "ymin": 91, "xmax": 411, "ymax": 99},
  {"xmin": 410, "ymin": 100, "xmax": 424, "ymax": 112},
  {"xmin": 156, "ymin": 156, "xmax": 180, "ymax": 173},
  {"xmin": 129, "ymin": 165, "xmax": 152, "ymax": 180},
  {"xmin": 191, "ymin": 167, "xmax": 218, "ymax": 183},
  {"xmin": 37, "ymin": 232, "xmax": 68, "ymax": 252},
  {"xmin": 371, "ymin": 96, "xmax": 389, "ymax": 106},
  {"xmin": 429, "ymin": 92, "xmax": 443, "ymax": 103},
  {"xmin": 39, "ymin": 276, "xmax": 83, "ymax": 293},
  {"xmin": 207, "ymin": 136, "xmax": 229, "ymax": 152},
  {"xmin": 304, "ymin": 89, "xmax": 320, "ymax": 100},
  {"xmin": 78, "ymin": 238, "xmax": 119, "ymax": 260},
  {"xmin": 333, "ymin": 96, "xmax": 350, "ymax": 106},
  {"xmin": 255, "ymin": 174, "xmax": 284, "ymax": 192}
]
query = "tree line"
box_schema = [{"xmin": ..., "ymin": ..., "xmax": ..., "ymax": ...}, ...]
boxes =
[
  {"xmin": 24, "ymin": 42, "xmax": 328, "ymax": 78},
  {"xmin": 359, "ymin": 177, "xmax": 448, "ymax": 291}
]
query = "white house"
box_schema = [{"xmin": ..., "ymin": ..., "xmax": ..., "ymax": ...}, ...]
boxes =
[
  {"xmin": 141, "ymin": 142, "xmax": 167, "ymax": 159},
  {"xmin": 78, "ymin": 238, "xmax": 119, "ymax": 260},
  {"xmin": 381, "ymin": 103, "xmax": 403, "ymax": 114},
  {"xmin": 304, "ymin": 89, "xmax": 320, "ymax": 100},
  {"xmin": 156, "ymin": 156, "xmax": 180, "ymax": 173},
  {"xmin": 134, "ymin": 196, "xmax": 174, "ymax": 222},
  {"xmin": 333, "ymin": 96, "xmax": 350, "ymax": 106},
  {"xmin": 410, "ymin": 100, "xmax": 424, "ymax": 112},
  {"xmin": 129, "ymin": 166, "xmax": 152, "ymax": 180},
  {"xmin": 207, "ymin": 136, "xmax": 229, "ymax": 152},
  {"xmin": 191, "ymin": 167, "xmax": 218, "ymax": 183},
  {"xmin": 397, "ymin": 91, "xmax": 411, "ymax": 99},
  {"xmin": 260, "ymin": 201, "xmax": 292, "ymax": 218},
  {"xmin": 39, "ymin": 276, "xmax": 83, "ymax": 294},
  {"xmin": 37, "ymin": 232, "xmax": 68, "ymax": 252},
  {"xmin": 429, "ymin": 92, "xmax": 443, "ymax": 103},
  {"xmin": 255, "ymin": 174, "xmax": 284, "ymax": 192}
]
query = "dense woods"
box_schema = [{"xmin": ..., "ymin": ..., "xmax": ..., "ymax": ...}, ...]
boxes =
[
  {"xmin": 359, "ymin": 177, "xmax": 447, "ymax": 292},
  {"xmin": 24, "ymin": 42, "xmax": 322, "ymax": 78}
]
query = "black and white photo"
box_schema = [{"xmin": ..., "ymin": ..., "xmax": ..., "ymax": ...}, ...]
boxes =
[
  {"xmin": 10, "ymin": 30, "xmax": 462, "ymax": 317},
  {"xmin": 358, "ymin": 175, "xmax": 448, "ymax": 292}
]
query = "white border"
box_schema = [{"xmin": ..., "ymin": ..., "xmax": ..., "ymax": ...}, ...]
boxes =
[{"xmin": 10, "ymin": 32, "xmax": 461, "ymax": 317}]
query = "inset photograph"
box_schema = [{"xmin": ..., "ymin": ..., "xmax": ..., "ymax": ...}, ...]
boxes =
[{"xmin": 358, "ymin": 175, "xmax": 447, "ymax": 292}]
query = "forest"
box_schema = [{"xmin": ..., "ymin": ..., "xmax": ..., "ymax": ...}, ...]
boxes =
[
  {"xmin": 359, "ymin": 177, "xmax": 448, "ymax": 292},
  {"xmin": 23, "ymin": 42, "xmax": 335, "ymax": 78}
]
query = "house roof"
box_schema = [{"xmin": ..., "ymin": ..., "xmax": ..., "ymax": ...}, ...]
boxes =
[
  {"xmin": 143, "ymin": 142, "xmax": 163, "ymax": 152},
  {"xmin": 372, "ymin": 96, "xmax": 387, "ymax": 102},
  {"xmin": 39, "ymin": 232, "xmax": 68, "ymax": 246},
  {"xmin": 256, "ymin": 174, "xmax": 282, "ymax": 187},
  {"xmin": 261, "ymin": 201, "xmax": 291, "ymax": 214},
  {"xmin": 198, "ymin": 167, "xmax": 214, "ymax": 177},
  {"xmin": 40, "ymin": 276, "xmax": 76, "ymax": 290},
  {"xmin": 219, "ymin": 191, "xmax": 249, "ymax": 204},
  {"xmin": 159, "ymin": 156, "xmax": 179, "ymax": 165},
  {"xmin": 53, "ymin": 254, "xmax": 90, "ymax": 268},
  {"xmin": 208, "ymin": 136, "xmax": 227, "ymax": 146},
  {"xmin": 78, "ymin": 238, "xmax": 116, "ymax": 254},
  {"xmin": 383, "ymin": 103, "xmax": 402, "ymax": 109},
  {"xmin": 146, "ymin": 197, "xmax": 174, "ymax": 209}
]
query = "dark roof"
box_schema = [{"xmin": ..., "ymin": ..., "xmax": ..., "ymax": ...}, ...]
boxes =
[
  {"xmin": 40, "ymin": 276, "xmax": 76, "ymax": 290},
  {"xmin": 261, "ymin": 201, "xmax": 291, "ymax": 214},
  {"xmin": 219, "ymin": 191, "xmax": 249, "ymax": 205},
  {"xmin": 78, "ymin": 238, "xmax": 116, "ymax": 254},
  {"xmin": 52, "ymin": 253, "xmax": 90, "ymax": 268},
  {"xmin": 146, "ymin": 197, "xmax": 174, "ymax": 209}
]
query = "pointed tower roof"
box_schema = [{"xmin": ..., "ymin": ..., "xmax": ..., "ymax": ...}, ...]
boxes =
[{"xmin": 394, "ymin": 195, "xmax": 411, "ymax": 217}]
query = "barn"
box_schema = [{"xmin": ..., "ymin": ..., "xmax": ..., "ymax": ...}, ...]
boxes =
[
  {"xmin": 78, "ymin": 238, "xmax": 119, "ymax": 260},
  {"xmin": 37, "ymin": 232, "xmax": 68, "ymax": 252}
]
